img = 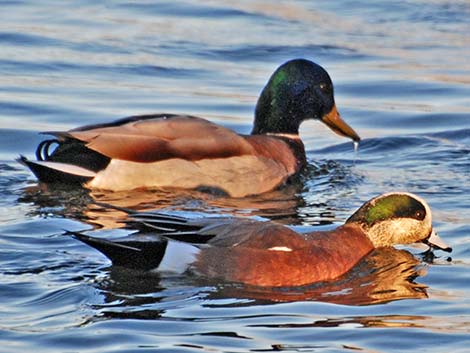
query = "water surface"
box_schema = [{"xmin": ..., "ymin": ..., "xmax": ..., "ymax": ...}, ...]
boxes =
[{"xmin": 0, "ymin": 1, "xmax": 469, "ymax": 352}]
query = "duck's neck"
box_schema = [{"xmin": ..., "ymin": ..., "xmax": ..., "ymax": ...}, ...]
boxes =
[
  {"xmin": 251, "ymin": 116, "xmax": 300, "ymax": 135},
  {"xmin": 270, "ymin": 134, "xmax": 307, "ymax": 169},
  {"xmin": 251, "ymin": 90, "xmax": 302, "ymax": 135},
  {"xmin": 300, "ymin": 224, "xmax": 375, "ymax": 280},
  {"xmin": 310, "ymin": 223, "xmax": 374, "ymax": 252}
]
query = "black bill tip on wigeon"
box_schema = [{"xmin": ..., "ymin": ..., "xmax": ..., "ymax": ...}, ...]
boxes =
[{"xmin": 19, "ymin": 59, "xmax": 360, "ymax": 197}]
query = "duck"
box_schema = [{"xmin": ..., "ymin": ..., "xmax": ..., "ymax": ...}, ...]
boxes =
[
  {"xmin": 69, "ymin": 192, "xmax": 452, "ymax": 287},
  {"xmin": 19, "ymin": 59, "xmax": 360, "ymax": 197}
]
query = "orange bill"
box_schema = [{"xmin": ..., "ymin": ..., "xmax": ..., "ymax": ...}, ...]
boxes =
[{"xmin": 321, "ymin": 104, "xmax": 360, "ymax": 142}]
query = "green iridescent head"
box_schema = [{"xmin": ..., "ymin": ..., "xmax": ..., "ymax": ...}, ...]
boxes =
[
  {"xmin": 252, "ymin": 59, "xmax": 360, "ymax": 141},
  {"xmin": 346, "ymin": 192, "xmax": 449, "ymax": 250}
]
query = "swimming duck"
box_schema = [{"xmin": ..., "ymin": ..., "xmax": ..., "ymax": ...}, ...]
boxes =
[
  {"xmin": 19, "ymin": 59, "xmax": 360, "ymax": 197},
  {"xmin": 69, "ymin": 192, "xmax": 451, "ymax": 287}
]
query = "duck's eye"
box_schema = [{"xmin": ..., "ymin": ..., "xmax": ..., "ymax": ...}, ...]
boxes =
[
  {"xmin": 318, "ymin": 83, "xmax": 331, "ymax": 94},
  {"xmin": 414, "ymin": 210, "xmax": 425, "ymax": 220}
]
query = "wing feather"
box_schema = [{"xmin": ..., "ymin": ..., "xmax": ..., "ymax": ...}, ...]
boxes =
[{"xmin": 46, "ymin": 115, "xmax": 256, "ymax": 162}]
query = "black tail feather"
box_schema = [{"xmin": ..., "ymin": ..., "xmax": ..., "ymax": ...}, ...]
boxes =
[
  {"xmin": 18, "ymin": 156, "xmax": 92, "ymax": 184},
  {"xmin": 36, "ymin": 139, "xmax": 61, "ymax": 161},
  {"xmin": 67, "ymin": 230, "xmax": 168, "ymax": 271},
  {"xmin": 19, "ymin": 136, "xmax": 110, "ymax": 184},
  {"xmin": 39, "ymin": 138, "xmax": 110, "ymax": 172}
]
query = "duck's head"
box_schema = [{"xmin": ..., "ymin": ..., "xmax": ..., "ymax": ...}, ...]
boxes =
[
  {"xmin": 252, "ymin": 58, "xmax": 360, "ymax": 141},
  {"xmin": 346, "ymin": 192, "xmax": 451, "ymax": 252}
]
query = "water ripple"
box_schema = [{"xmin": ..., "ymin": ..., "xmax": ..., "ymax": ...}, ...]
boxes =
[{"xmin": 0, "ymin": 0, "xmax": 469, "ymax": 352}]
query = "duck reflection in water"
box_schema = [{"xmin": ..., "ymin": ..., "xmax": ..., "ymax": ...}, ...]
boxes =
[
  {"xmin": 19, "ymin": 181, "xmax": 305, "ymax": 229},
  {"xmin": 93, "ymin": 246, "xmax": 427, "ymax": 313},
  {"xmin": 214, "ymin": 247, "xmax": 429, "ymax": 305},
  {"xmin": 70, "ymin": 192, "xmax": 451, "ymax": 306},
  {"xmin": 19, "ymin": 158, "xmax": 357, "ymax": 229}
]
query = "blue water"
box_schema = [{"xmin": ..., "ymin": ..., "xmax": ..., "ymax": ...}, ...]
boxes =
[{"xmin": 1, "ymin": 1, "xmax": 469, "ymax": 352}]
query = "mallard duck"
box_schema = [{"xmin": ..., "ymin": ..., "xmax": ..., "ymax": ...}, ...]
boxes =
[{"xmin": 20, "ymin": 59, "xmax": 360, "ymax": 197}]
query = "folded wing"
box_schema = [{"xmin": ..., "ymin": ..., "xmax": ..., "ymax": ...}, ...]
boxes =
[{"xmin": 47, "ymin": 114, "xmax": 256, "ymax": 162}]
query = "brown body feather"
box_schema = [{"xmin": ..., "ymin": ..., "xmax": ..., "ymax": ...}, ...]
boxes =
[
  {"xmin": 53, "ymin": 116, "xmax": 257, "ymax": 162},
  {"xmin": 44, "ymin": 115, "xmax": 304, "ymax": 197},
  {"xmin": 196, "ymin": 222, "xmax": 374, "ymax": 286}
]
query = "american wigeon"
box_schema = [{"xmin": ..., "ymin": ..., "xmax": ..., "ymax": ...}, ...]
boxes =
[
  {"xmin": 69, "ymin": 192, "xmax": 451, "ymax": 287},
  {"xmin": 19, "ymin": 59, "xmax": 360, "ymax": 197}
]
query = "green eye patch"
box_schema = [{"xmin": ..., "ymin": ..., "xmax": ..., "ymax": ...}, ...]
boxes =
[{"xmin": 347, "ymin": 194, "xmax": 426, "ymax": 226}]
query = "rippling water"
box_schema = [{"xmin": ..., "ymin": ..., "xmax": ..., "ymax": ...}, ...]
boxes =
[{"xmin": 1, "ymin": 1, "xmax": 469, "ymax": 352}]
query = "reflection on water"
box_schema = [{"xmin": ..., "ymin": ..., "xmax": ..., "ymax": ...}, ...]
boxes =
[
  {"xmin": 1, "ymin": 0, "xmax": 469, "ymax": 352},
  {"xmin": 17, "ymin": 158, "xmax": 366, "ymax": 229},
  {"xmin": 213, "ymin": 247, "xmax": 428, "ymax": 306},
  {"xmin": 84, "ymin": 246, "xmax": 429, "ymax": 319},
  {"xmin": 18, "ymin": 169, "xmax": 304, "ymax": 228},
  {"xmin": 19, "ymin": 182, "xmax": 303, "ymax": 229},
  {"xmin": 237, "ymin": 247, "xmax": 427, "ymax": 305}
]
